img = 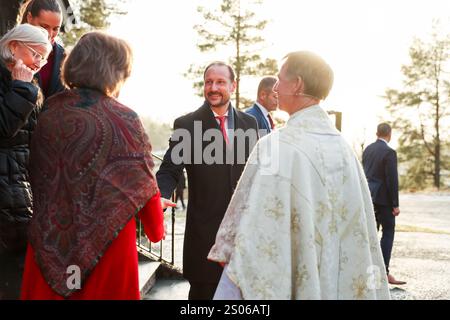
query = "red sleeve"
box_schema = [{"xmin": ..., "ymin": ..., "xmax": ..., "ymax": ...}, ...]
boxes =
[{"xmin": 138, "ymin": 191, "xmax": 164, "ymax": 243}]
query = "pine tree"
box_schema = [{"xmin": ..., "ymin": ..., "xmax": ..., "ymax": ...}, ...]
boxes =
[
  {"xmin": 61, "ymin": 0, "xmax": 126, "ymax": 47},
  {"xmin": 384, "ymin": 21, "xmax": 450, "ymax": 190},
  {"xmin": 185, "ymin": 0, "xmax": 277, "ymax": 109},
  {"xmin": 0, "ymin": 0, "xmax": 21, "ymax": 36}
]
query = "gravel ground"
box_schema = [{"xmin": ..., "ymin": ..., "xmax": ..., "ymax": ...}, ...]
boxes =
[
  {"xmin": 388, "ymin": 193, "xmax": 450, "ymax": 300},
  {"xmin": 145, "ymin": 192, "xmax": 450, "ymax": 300}
]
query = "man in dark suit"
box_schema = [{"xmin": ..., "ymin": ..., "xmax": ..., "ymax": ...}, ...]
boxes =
[
  {"xmin": 245, "ymin": 76, "xmax": 278, "ymax": 136},
  {"xmin": 156, "ymin": 61, "xmax": 259, "ymax": 299},
  {"xmin": 363, "ymin": 123, "xmax": 406, "ymax": 285}
]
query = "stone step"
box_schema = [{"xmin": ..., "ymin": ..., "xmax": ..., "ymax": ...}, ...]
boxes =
[
  {"xmin": 143, "ymin": 279, "xmax": 190, "ymax": 300},
  {"xmin": 138, "ymin": 256, "xmax": 160, "ymax": 298}
]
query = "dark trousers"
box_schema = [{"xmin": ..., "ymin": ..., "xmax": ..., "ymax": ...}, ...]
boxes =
[
  {"xmin": 175, "ymin": 189, "xmax": 185, "ymax": 209},
  {"xmin": 374, "ymin": 204, "xmax": 395, "ymax": 274},
  {"xmin": 0, "ymin": 250, "xmax": 26, "ymax": 300},
  {"xmin": 188, "ymin": 281, "xmax": 218, "ymax": 300}
]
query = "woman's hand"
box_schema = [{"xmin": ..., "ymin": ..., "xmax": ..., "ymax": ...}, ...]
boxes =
[
  {"xmin": 160, "ymin": 197, "xmax": 177, "ymax": 210},
  {"xmin": 11, "ymin": 59, "xmax": 35, "ymax": 82},
  {"xmin": 160, "ymin": 198, "xmax": 176, "ymax": 240}
]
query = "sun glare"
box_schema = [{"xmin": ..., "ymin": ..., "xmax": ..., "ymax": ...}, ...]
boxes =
[{"xmin": 108, "ymin": 0, "xmax": 450, "ymax": 148}]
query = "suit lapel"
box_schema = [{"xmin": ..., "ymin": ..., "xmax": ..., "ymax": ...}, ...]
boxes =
[
  {"xmin": 195, "ymin": 103, "xmax": 253, "ymax": 168},
  {"xmin": 195, "ymin": 102, "xmax": 231, "ymax": 161},
  {"xmin": 231, "ymin": 107, "xmax": 253, "ymax": 179},
  {"xmin": 252, "ymin": 103, "xmax": 270, "ymax": 131},
  {"xmin": 196, "ymin": 101, "xmax": 219, "ymax": 131}
]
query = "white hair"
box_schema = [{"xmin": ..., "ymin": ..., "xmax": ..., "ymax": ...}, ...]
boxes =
[{"xmin": 0, "ymin": 23, "xmax": 52, "ymax": 63}]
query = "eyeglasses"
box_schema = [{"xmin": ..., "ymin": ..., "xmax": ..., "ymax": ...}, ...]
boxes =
[{"xmin": 20, "ymin": 42, "xmax": 47, "ymax": 66}]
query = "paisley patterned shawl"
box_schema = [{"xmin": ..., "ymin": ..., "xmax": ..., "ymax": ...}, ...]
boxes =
[{"xmin": 28, "ymin": 88, "xmax": 158, "ymax": 297}]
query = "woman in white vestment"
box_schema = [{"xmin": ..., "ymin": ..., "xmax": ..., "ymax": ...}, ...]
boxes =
[{"xmin": 208, "ymin": 51, "xmax": 391, "ymax": 300}]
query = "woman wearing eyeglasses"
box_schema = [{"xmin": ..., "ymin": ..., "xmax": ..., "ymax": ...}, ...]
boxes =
[
  {"xmin": 0, "ymin": 23, "xmax": 51, "ymax": 299},
  {"xmin": 19, "ymin": 0, "xmax": 65, "ymax": 99}
]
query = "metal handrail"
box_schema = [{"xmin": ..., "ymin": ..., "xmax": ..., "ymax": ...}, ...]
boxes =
[
  {"xmin": 136, "ymin": 152, "xmax": 178, "ymax": 267},
  {"xmin": 151, "ymin": 152, "xmax": 164, "ymax": 162}
]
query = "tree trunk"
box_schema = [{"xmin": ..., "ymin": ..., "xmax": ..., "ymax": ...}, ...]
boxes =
[
  {"xmin": 235, "ymin": 13, "xmax": 241, "ymax": 109},
  {"xmin": 434, "ymin": 65, "xmax": 441, "ymax": 189},
  {"xmin": 0, "ymin": 0, "xmax": 21, "ymax": 36},
  {"xmin": 434, "ymin": 99, "xmax": 441, "ymax": 189}
]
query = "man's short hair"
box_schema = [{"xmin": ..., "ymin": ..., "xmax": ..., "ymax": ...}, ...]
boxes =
[
  {"xmin": 377, "ymin": 123, "xmax": 392, "ymax": 137},
  {"xmin": 203, "ymin": 61, "xmax": 236, "ymax": 82},
  {"xmin": 283, "ymin": 51, "xmax": 334, "ymax": 100},
  {"xmin": 62, "ymin": 31, "xmax": 133, "ymax": 96},
  {"xmin": 257, "ymin": 76, "xmax": 277, "ymax": 97}
]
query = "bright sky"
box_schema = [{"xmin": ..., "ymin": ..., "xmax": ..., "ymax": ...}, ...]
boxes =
[{"xmin": 108, "ymin": 0, "xmax": 450, "ymax": 149}]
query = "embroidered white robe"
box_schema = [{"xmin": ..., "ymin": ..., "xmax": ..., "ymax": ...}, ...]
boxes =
[{"xmin": 208, "ymin": 105, "xmax": 391, "ymax": 300}]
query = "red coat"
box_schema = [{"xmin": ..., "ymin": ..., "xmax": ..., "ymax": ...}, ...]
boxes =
[{"xmin": 20, "ymin": 192, "xmax": 164, "ymax": 300}]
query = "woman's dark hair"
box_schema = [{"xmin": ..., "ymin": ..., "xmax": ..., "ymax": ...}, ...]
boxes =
[{"xmin": 18, "ymin": 0, "xmax": 62, "ymax": 24}]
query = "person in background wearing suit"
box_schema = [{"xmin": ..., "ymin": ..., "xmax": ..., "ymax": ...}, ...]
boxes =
[
  {"xmin": 156, "ymin": 61, "xmax": 258, "ymax": 300},
  {"xmin": 19, "ymin": 0, "xmax": 65, "ymax": 99},
  {"xmin": 363, "ymin": 123, "xmax": 406, "ymax": 285},
  {"xmin": 175, "ymin": 170, "xmax": 186, "ymax": 210},
  {"xmin": 245, "ymin": 76, "xmax": 278, "ymax": 136}
]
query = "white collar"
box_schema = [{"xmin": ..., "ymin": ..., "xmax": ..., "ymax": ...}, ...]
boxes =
[
  {"xmin": 212, "ymin": 109, "xmax": 229, "ymax": 118},
  {"xmin": 378, "ymin": 138, "xmax": 389, "ymax": 145},
  {"xmin": 287, "ymin": 104, "xmax": 340, "ymax": 135}
]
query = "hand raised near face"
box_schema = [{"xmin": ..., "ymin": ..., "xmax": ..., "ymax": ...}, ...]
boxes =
[{"xmin": 11, "ymin": 59, "xmax": 35, "ymax": 82}]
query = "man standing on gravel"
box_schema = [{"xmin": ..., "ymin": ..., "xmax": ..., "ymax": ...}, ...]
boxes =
[{"xmin": 363, "ymin": 123, "xmax": 406, "ymax": 285}]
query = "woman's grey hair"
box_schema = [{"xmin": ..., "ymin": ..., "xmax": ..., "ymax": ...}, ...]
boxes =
[{"xmin": 0, "ymin": 23, "xmax": 51, "ymax": 63}]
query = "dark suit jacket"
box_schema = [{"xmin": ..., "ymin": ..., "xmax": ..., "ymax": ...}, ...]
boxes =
[
  {"xmin": 36, "ymin": 43, "xmax": 65, "ymax": 99},
  {"xmin": 246, "ymin": 103, "xmax": 270, "ymax": 136},
  {"xmin": 156, "ymin": 102, "xmax": 258, "ymax": 283},
  {"xmin": 362, "ymin": 139, "xmax": 399, "ymax": 207}
]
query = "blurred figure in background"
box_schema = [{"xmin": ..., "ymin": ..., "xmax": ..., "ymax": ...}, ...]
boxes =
[
  {"xmin": 363, "ymin": 123, "xmax": 406, "ymax": 285},
  {"xmin": 175, "ymin": 170, "xmax": 187, "ymax": 210},
  {"xmin": 245, "ymin": 76, "xmax": 278, "ymax": 137}
]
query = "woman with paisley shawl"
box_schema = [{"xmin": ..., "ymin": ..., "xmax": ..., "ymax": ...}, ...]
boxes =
[{"xmin": 20, "ymin": 32, "xmax": 173, "ymax": 299}]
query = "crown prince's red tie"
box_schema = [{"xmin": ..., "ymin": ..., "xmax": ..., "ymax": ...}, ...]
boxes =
[{"xmin": 215, "ymin": 115, "xmax": 229, "ymax": 145}]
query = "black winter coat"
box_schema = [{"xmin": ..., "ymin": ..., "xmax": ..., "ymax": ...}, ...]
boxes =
[
  {"xmin": 0, "ymin": 59, "xmax": 41, "ymax": 254},
  {"xmin": 156, "ymin": 102, "xmax": 258, "ymax": 284}
]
